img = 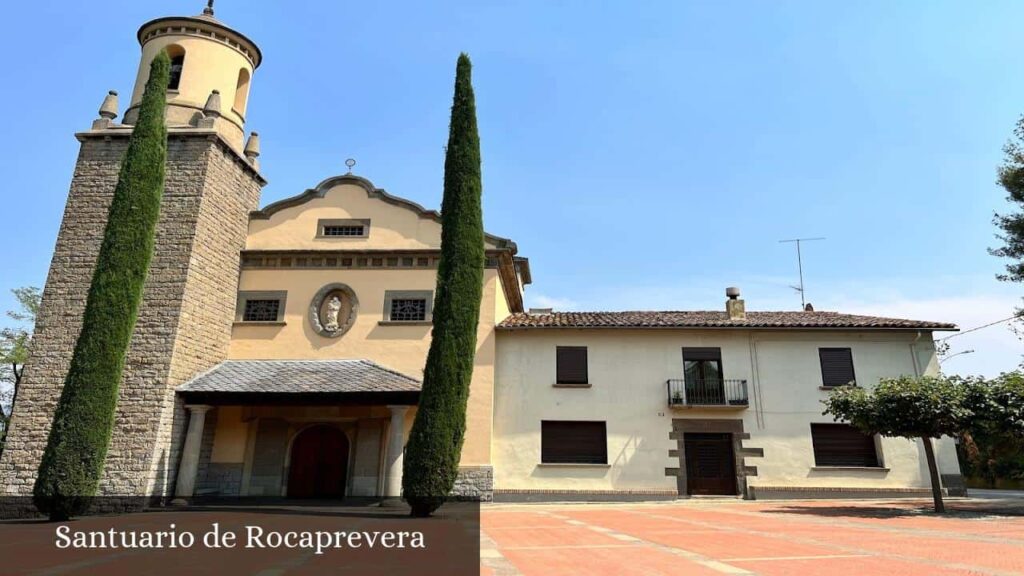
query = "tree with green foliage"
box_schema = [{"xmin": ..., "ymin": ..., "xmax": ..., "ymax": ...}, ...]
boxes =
[
  {"xmin": 33, "ymin": 52, "xmax": 169, "ymax": 521},
  {"xmin": 0, "ymin": 286, "xmax": 42, "ymax": 454},
  {"xmin": 961, "ymin": 372, "xmax": 1024, "ymax": 487},
  {"xmin": 823, "ymin": 376, "xmax": 974, "ymax": 513},
  {"xmin": 402, "ymin": 53, "xmax": 486, "ymax": 518}
]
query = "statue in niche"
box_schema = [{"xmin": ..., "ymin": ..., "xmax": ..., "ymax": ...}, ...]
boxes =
[{"xmin": 323, "ymin": 295, "xmax": 342, "ymax": 332}]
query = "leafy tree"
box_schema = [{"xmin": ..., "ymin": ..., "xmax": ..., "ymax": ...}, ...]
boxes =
[
  {"xmin": 403, "ymin": 53, "xmax": 485, "ymax": 518},
  {"xmin": 0, "ymin": 286, "xmax": 41, "ymax": 453},
  {"xmin": 33, "ymin": 51, "xmax": 169, "ymax": 521},
  {"xmin": 823, "ymin": 376, "xmax": 973, "ymax": 513},
  {"xmin": 961, "ymin": 372, "xmax": 1024, "ymax": 487}
]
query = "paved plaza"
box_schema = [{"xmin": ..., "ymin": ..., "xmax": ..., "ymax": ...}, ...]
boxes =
[{"xmin": 481, "ymin": 497, "xmax": 1024, "ymax": 576}]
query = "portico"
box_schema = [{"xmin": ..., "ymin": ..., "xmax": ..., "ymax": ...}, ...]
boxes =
[{"xmin": 172, "ymin": 360, "xmax": 419, "ymax": 500}]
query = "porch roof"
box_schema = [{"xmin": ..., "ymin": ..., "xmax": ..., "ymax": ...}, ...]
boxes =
[{"xmin": 176, "ymin": 360, "xmax": 421, "ymax": 405}]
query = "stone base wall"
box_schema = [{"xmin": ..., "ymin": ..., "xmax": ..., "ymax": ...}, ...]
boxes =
[
  {"xmin": 493, "ymin": 489, "xmax": 677, "ymax": 503},
  {"xmin": 0, "ymin": 127, "xmax": 263, "ymax": 505},
  {"xmin": 452, "ymin": 465, "xmax": 493, "ymax": 501},
  {"xmin": 749, "ymin": 486, "xmax": 954, "ymax": 500}
]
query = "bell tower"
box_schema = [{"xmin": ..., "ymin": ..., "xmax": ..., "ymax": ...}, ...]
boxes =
[
  {"xmin": 0, "ymin": 3, "xmax": 266, "ymax": 512},
  {"xmin": 123, "ymin": 0, "xmax": 261, "ymax": 151}
]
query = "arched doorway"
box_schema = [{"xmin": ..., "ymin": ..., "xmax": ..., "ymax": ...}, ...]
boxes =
[{"xmin": 287, "ymin": 425, "xmax": 349, "ymax": 499}]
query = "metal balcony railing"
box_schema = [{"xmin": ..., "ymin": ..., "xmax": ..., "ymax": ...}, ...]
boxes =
[{"xmin": 667, "ymin": 379, "xmax": 749, "ymax": 407}]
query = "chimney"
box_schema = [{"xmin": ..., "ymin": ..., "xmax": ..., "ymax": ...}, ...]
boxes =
[
  {"xmin": 725, "ymin": 286, "xmax": 746, "ymax": 320},
  {"xmin": 528, "ymin": 307, "xmax": 553, "ymax": 316}
]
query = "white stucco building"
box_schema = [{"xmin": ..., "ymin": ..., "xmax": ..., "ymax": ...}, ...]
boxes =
[{"xmin": 492, "ymin": 305, "xmax": 961, "ymax": 500}]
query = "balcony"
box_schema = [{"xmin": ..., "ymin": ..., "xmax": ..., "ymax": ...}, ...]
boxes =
[{"xmin": 667, "ymin": 379, "xmax": 749, "ymax": 409}]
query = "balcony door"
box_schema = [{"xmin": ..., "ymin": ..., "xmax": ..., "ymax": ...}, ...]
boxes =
[{"xmin": 682, "ymin": 348, "xmax": 724, "ymax": 404}]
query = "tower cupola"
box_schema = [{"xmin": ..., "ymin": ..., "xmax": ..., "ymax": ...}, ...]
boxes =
[{"xmin": 122, "ymin": 1, "xmax": 261, "ymax": 150}]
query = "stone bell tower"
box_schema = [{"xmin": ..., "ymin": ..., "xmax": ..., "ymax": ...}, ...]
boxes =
[{"xmin": 0, "ymin": 2, "xmax": 266, "ymax": 508}]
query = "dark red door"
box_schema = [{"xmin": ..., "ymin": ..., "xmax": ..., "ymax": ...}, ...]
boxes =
[
  {"xmin": 684, "ymin": 433, "xmax": 737, "ymax": 495},
  {"xmin": 287, "ymin": 425, "xmax": 349, "ymax": 499}
]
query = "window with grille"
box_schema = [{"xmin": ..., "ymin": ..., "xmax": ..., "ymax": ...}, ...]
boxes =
[
  {"xmin": 541, "ymin": 421, "xmax": 607, "ymax": 464},
  {"xmin": 243, "ymin": 299, "xmax": 280, "ymax": 322},
  {"xmin": 389, "ymin": 299, "xmax": 427, "ymax": 322},
  {"xmin": 383, "ymin": 290, "xmax": 432, "ymax": 323},
  {"xmin": 810, "ymin": 423, "xmax": 880, "ymax": 467},
  {"xmin": 317, "ymin": 219, "xmax": 370, "ymax": 238},
  {"xmin": 322, "ymin": 225, "xmax": 365, "ymax": 237},
  {"xmin": 236, "ymin": 291, "xmax": 287, "ymax": 323}
]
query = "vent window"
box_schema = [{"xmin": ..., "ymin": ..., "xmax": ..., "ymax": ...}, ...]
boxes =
[
  {"xmin": 323, "ymin": 225, "xmax": 365, "ymax": 237},
  {"xmin": 317, "ymin": 219, "xmax": 370, "ymax": 239}
]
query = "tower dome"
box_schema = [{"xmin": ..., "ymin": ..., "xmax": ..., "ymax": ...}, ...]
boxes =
[{"xmin": 122, "ymin": 1, "xmax": 261, "ymax": 150}]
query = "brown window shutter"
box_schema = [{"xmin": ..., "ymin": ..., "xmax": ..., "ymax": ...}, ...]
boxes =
[
  {"xmin": 819, "ymin": 348, "xmax": 856, "ymax": 387},
  {"xmin": 556, "ymin": 346, "xmax": 588, "ymax": 384},
  {"xmin": 682, "ymin": 348, "xmax": 722, "ymax": 362},
  {"xmin": 541, "ymin": 421, "xmax": 607, "ymax": 464},
  {"xmin": 811, "ymin": 423, "xmax": 879, "ymax": 467}
]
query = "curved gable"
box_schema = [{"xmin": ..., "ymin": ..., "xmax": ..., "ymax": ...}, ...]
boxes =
[{"xmin": 247, "ymin": 174, "xmax": 516, "ymax": 251}]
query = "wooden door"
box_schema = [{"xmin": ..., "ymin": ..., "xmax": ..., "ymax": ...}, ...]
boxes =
[
  {"xmin": 684, "ymin": 433, "xmax": 737, "ymax": 495},
  {"xmin": 287, "ymin": 425, "xmax": 349, "ymax": 499}
]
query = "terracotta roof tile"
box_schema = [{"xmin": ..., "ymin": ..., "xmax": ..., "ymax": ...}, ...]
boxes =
[{"xmin": 497, "ymin": 311, "xmax": 957, "ymax": 331}]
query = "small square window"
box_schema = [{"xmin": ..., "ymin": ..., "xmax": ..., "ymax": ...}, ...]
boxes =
[
  {"xmin": 383, "ymin": 290, "xmax": 433, "ymax": 323},
  {"xmin": 243, "ymin": 299, "xmax": 280, "ymax": 321},
  {"xmin": 556, "ymin": 346, "xmax": 588, "ymax": 385},
  {"xmin": 236, "ymin": 291, "xmax": 287, "ymax": 323}
]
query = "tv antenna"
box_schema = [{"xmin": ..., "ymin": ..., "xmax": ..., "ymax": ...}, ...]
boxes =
[{"xmin": 779, "ymin": 237, "xmax": 825, "ymax": 309}]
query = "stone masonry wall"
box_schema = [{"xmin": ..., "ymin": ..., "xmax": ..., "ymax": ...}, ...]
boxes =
[
  {"xmin": 452, "ymin": 465, "xmax": 493, "ymax": 502},
  {"xmin": 0, "ymin": 129, "xmax": 263, "ymax": 506},
  {"xmin": 0, "ymin": 137, "xmax": 126, "ymax": 497}
]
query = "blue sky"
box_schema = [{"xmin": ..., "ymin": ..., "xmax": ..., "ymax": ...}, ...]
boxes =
[{"xmin": 1, "ymin": 0, "xmax": 1022, "ymax": 377}]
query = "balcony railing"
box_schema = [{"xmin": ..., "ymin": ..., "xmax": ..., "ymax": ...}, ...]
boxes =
[{"xmin": 667, "ymin": 379, "xmax": 749, "ymax": 408}]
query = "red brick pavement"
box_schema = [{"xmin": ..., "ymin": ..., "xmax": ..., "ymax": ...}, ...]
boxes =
[{"xmin": 481, "ymin": 498, "xmax": 1024, "ymax": 575}]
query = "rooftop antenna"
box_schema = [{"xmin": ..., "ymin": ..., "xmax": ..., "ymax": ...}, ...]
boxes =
[{"xmin": 779, "ymin": 237, "xmax": 825, "ymax": 309}]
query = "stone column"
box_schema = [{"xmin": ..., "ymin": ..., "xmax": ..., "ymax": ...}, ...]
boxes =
[
  {"xmin": 383, "ymin": 405, "xmax": 409, "ymax": 498},
  {"xmin": 172, "ymin": 405, "xmax": 212, "ymax": 503}
]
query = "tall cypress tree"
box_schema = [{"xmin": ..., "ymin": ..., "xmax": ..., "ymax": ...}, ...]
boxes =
[
  {"xmin": 993, "ymin": 116, "xmax": 1024, "ymax": 283},
  {"xmin": 403, "ymin": 53, "xmax": 485, "ymax": 518},
  {"xmin": 34, "ymin": 52, "xmax": 170, "ymax": 521}
]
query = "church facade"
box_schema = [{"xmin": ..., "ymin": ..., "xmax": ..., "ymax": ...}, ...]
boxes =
[{"xmin": 0, "ymin": 6, "xmax": 964, "ymax": 508}]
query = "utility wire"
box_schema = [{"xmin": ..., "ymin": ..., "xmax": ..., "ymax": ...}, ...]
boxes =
[{"xmin": 937, "ymin": 314, "xmax": 1021, "ymax": 341}]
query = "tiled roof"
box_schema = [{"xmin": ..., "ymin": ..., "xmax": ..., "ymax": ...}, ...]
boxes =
[
  {"xmin": 497, "ymin": 311, "xmax": 957, "ymax": 331},
  {"xmin": 177, "ymin": 360, "xmax": 421, "ymax": 394}
]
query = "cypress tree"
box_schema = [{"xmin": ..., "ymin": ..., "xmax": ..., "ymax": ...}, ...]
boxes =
[
  {"xmin": 33, "ymin": 51, "xmax": 170, "ymax": 521},
  {"xmin": 403, "ymin": 53, "xmax": 486, "ymax": 517}
]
